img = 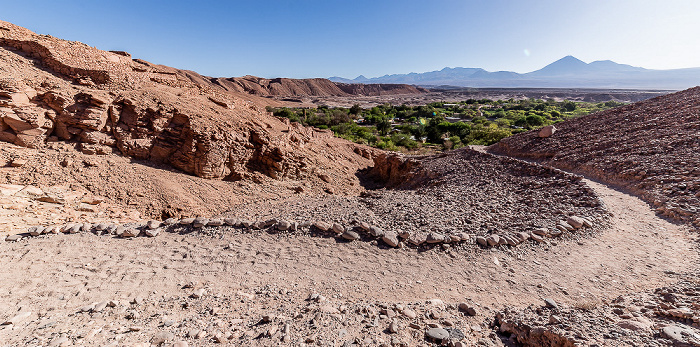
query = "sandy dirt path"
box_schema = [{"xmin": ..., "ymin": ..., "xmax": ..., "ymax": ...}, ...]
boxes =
[{"xmin": 0, "ymin": 173, "xmax": 696, "ymax": 345}]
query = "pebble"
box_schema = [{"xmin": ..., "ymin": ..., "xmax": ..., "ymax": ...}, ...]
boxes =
[
  {"xmin": 486, "ymin": 234, "xmax": 500, "ymax": 246},
  {"xmin": 28, "ymin": 226, "xmax": 44, "ymax": 236},
  {"xmin": 147, "ymin": 220, "xmax": 162, "ymax": 229},
  {"xmin": 94, "ymin": 301, "xmax": 109, "ymax": 312},
  {"xmin": 332, "ymin": 223, "xmax": 345, "ymax": 234},
  {"xmin": 369, "ymin": 226, "xmax": 384, "ymax": 237},
  {"xmin": 544, "ymin": 298, "xmax": 559, "ymax": 310},
  {"xmin": 5, "ymin": 234, "xmax": 22, "ymax": 242},
  {"xmin": 193, "ymin": 217, "xmax": 208, "ymax": 228},
  {"xmin": 69, "ymin": 224, "xmax": 82, "ymax": 234},
  {"xmin": 382, "ymin": 232, "xmax": 399, "ymax": 247},
  {"xmin": 313, "ymin": 221, "xmax": 331, "ymax": 231},
  {"xmin": 558, "ymin": 221, "xmax": 575, "ymax": 231},
  {"xmin": 402, "ymin": 308, "xmax": 417, "ymax": 319},
  {"xmin": 426, "ymin": 327, "xmax": 450, "ymax": 341},
  {"xmin": 164, "ymin": 218, "xmax": 179, "ymax": 225},
  {"xmin": 207, "ymin": 219, "xmax": 224, "ymax": 227},
  {"xmin": 388, "ymin": 320, "xmax": 399, "ymax": 333},
  {"xmin": 566, "ymin": 216, "xmax": 584, "ymax": 229},
  {"xmin": 341, "ymin": 230, "xmax": 360, "ymax": 241},
  {"xmin": 121, "ymin": 228, "xmax": 140, "ymax": 238},
  {"xmin": 532, "ymin": 228, "xmax": 548, "ymax": 236},
  {"xmin": 223, "ymin": 218, "xmax": 238, "ymax": 226},
  {"xmin": 79, "ymin": 303, "xmax": 96, "ymax": 312},
  {"xmin": 458, "ymin": 303, "xmax": 477, "ymax": 316},
  {"xmin": 179, "ymin": 218, "xmax": 195, "ymax": 225},
  {"xmin": 476, "ymin": 236, "xmax": 487, "ymax": 246},
  {"xmin": 276, "ymin": 220, "xmax": 291, "ymax": 231},
  {"xmin": 426, "ymin": 233, "xmax": 445, "ymax": 244}
]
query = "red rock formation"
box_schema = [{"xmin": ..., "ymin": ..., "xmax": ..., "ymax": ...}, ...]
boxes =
[{"xmin": 0, "ymin": 20, "xmax": 379, "ymax": 186}]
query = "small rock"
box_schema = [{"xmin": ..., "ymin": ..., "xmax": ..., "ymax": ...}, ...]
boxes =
[
  {"xmin": 402, "ymin": 307, "xmax": 417, "ymax": 318},
  {"xmin": 10, "ymin": 159, "xmax": 27, "ymax": 167},
  {"xmin": 476, "ymin": 236, "xmax": 487, "ymax": 247},
  {"xmin": 532, "ymin": 228, "xmax": 548, "ymax": 236},
  {"xmin": 544, "ymin": 298, "xmax": 559, "ymax": 310},
  {"xmin": 538, "ymin": 125, "xmax": 556, "ymax": 138},
  {"xmin": 332, "ymin": 223, "xmax": 345, "ymax": 234},
  {"xmin": 388, "ymin": 320, "xmax": 399, "ymax": 333},
  {"xmin": 341, "ymin": 230, "xmax": 360, "ymax": 241},
  {"xmin": 121, "ymin": 228, "xmax": 140, "ymax": 238},
  {"xmin": 458, "ymin": 303, "xmax": 477, "ymax": 316},
  {"xmin": 530, "ymin": 233, "xmax": 545, "ymax": 243},
  {"xmin": 313, "ymin": 221, "xmax": 331, "ymax": 232},
  {"xmin": 426, "ymin": 327, "xmax": 450, "ymax": 341},
  {"xmin": 558, "ymin": 221, "xmax": 574, "ymax": 231},
  {"xmin": 147, "ymin": 220, "xmax": 163, "ymax": 229},
  {"xmin": 369, "ymin": 226, "xmax": 384, "ymax": 237},
  {"xmin": 426, "ymin": 233, "xmax": 445, "ymax": 244},
  {"xmin": 179, "ymin": 218, "xmax": 195, "ymax": 225},
  {"xmin": 660, "ymin": 325, "xmax": 700, "ymax": 345},
  {"xmin": 93, "ymin": 301, "xmax": 109, "ymax": 312},
  {"xmin": 5, "ymin": 234, "xmax": 22, "ymax": 242},
  {"xmin": 382, "ymin": 232, "xmax": 399, "ymax": 247},
  {"xmin": 566, "ymin": 216, "xmax": 585, "ymax": 229},
  {"xmin": 192, "ymin": 217, "xmax": 209, "ymax": 228},
  {"xmin": 207, "ymin": 219, "xmax": 224, "ymax": 227},
  {"xmin": 223, "ymin": 218, "xmax": 238, "ymax": 226},
  {"xmin": 276, "ymin": 220, "xmax": 291, "ymax": 231}
]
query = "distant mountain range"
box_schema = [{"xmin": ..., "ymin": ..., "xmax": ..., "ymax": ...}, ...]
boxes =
[{"xmin": 329, "ymin": 56, "xmax": 700, "ymax": 90}]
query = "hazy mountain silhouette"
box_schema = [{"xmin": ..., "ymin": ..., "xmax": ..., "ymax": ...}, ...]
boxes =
[{"xmin": 330, "ymin": 56, "xmax": 700, "ymax": 90}]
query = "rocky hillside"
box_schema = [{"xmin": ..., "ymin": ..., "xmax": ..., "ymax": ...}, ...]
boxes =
[
  {"xmin": 490, "ymin": 87, "xmax": 700, "ymax": 226},
  {"xmin": 210, "ymin": 75, "xmax": 427, "ymax": 97},
  {"xmin": 0, "ymin": 20, "xmax": 378, "ymax": 187}
]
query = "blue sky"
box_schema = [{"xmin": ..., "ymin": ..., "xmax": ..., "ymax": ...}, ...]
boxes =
[{"xmin": 2, "ymin": 0, "xmax": 699, "ymax": 79}]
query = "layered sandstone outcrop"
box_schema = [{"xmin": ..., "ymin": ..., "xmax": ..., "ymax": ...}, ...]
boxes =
[{"xmin": 0, "ymin": 20, "xmax": 379, "ymax": 185}]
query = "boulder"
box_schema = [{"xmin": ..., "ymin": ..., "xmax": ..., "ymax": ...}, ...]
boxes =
[{"xmin": 538, "ymin": 125, "xmax": 556, "ymax": 138}]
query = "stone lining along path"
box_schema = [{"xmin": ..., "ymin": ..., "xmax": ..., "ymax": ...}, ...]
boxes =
[{"xmin": 7, "ymin": 211, "xmax": 602, "ymax": 253}]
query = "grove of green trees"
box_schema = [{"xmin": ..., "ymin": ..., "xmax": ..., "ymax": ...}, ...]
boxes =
[{"xmin": 268, "ymin": 98, "xmax": 625, "ymax": 152}]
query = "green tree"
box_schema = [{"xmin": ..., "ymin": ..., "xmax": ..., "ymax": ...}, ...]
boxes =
[
  {"xmin": 376, "ymin": 118, "xmax": 391, "ymax": 135},
  {"xmin": 349, "ymin": 104, "xmax": 362, "ymax": 115}
]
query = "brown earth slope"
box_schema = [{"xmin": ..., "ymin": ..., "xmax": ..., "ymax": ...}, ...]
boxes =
[{"xmin": 490, "ymin": 87, "xmax": 700, "ymax": 227}]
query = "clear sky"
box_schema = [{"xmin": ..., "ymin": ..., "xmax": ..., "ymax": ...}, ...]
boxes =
[{"xmin": 2, "ymin": 0, "xmax": 699, "ymax": 79}]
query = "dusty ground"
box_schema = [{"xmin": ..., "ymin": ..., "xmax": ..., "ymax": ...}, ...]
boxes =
[{"xmin": 0, "ymin": 164, "xmax": 697, "ymax": 346}]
